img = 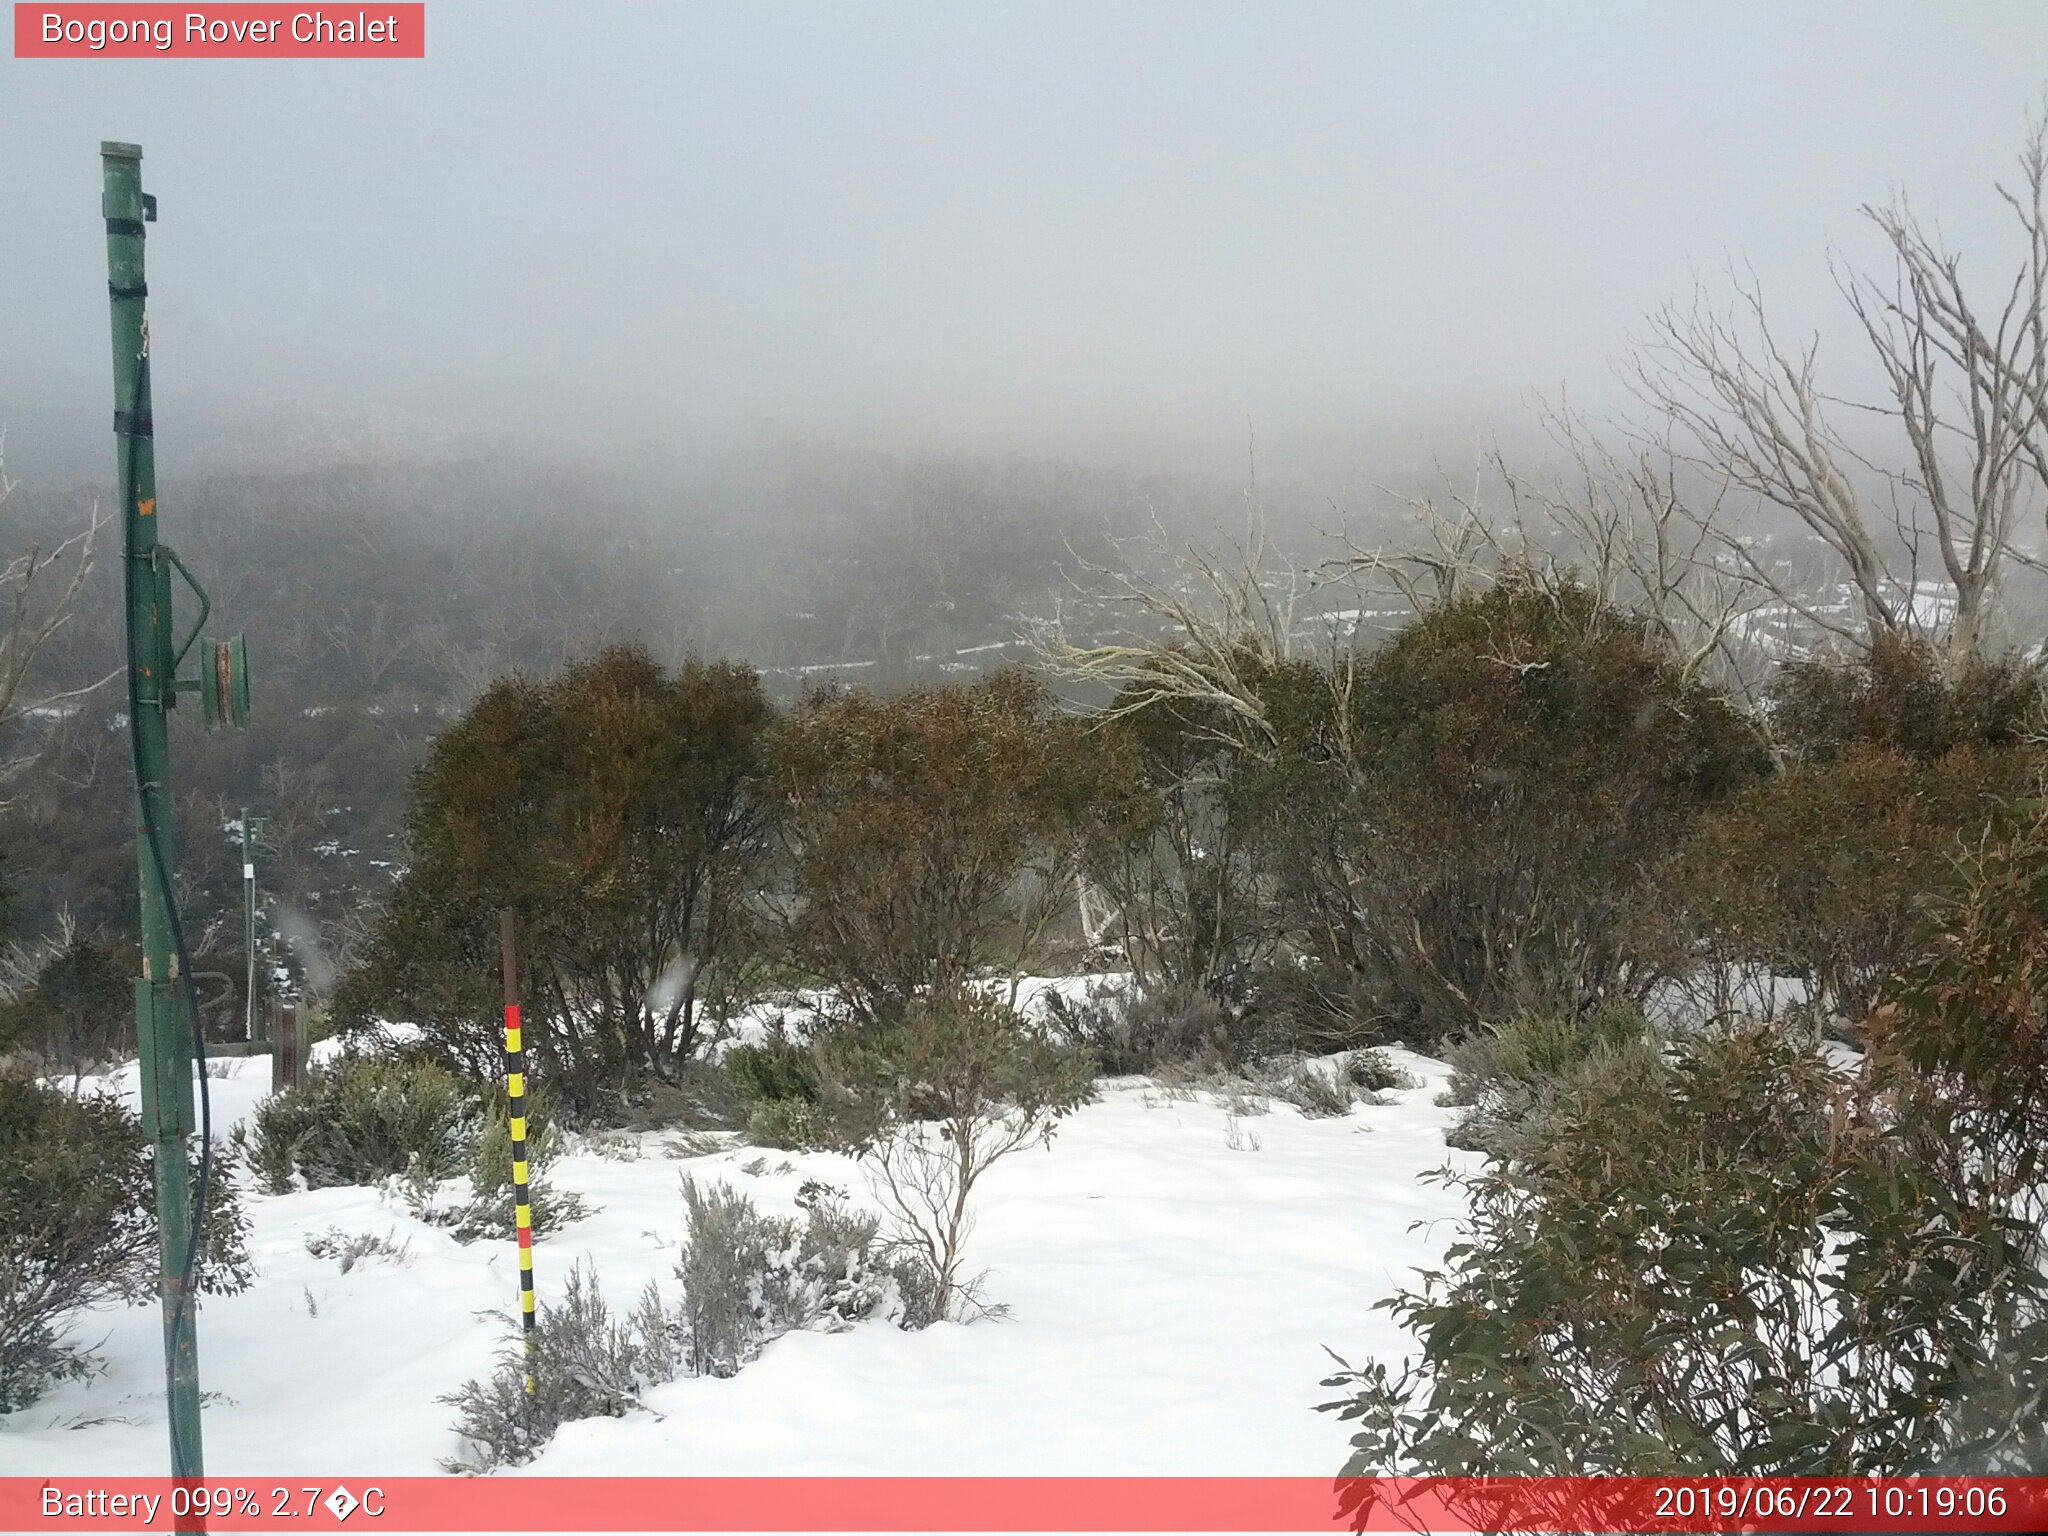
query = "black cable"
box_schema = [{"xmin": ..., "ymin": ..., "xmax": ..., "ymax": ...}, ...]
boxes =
[{"xmin": 119, "ymin": 349, "xmax": 213, "ymax": 1359}]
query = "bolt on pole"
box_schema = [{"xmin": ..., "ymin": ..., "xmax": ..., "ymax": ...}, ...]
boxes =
[{"xmin": 102, "ymin": 138, "xmax": 205, "ymax": 1495}]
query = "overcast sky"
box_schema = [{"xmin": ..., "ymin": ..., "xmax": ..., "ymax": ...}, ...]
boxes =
[{"xmin": 3, "ymin": 1, "xmax": 2046, "ymax": 488}]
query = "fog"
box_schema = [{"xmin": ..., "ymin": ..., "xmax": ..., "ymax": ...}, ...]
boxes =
[{"xmin": 2, "ymin": 1, "xmax": 2046, "ymax": 489}]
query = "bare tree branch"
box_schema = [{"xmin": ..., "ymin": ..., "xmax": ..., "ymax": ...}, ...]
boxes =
[
  {"xmin": 0, "ymin": 435, "xmax": 110, "ymax": 760},
  {"xmin": 1629, "ymin": 114, "xmax": 2048, "ymax": 670}
]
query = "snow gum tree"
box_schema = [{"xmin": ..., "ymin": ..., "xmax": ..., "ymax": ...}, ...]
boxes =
[
  {"xmin": 333, "ymin": 645, "xmax": 775, "ymax": 1119},
  {"xmin": 772, "ymin": 669, "xmax": 1110, "ymax": 1024}
]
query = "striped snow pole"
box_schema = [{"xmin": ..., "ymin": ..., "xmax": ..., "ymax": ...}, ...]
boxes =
[{"xmin": 499, "ymin": 908, "xmax": 537, "ymax": 1394}]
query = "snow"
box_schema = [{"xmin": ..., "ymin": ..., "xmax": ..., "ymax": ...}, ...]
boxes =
[{"xmin": 0, "ymin": 1039, "xmax": 1474, "ymax": 1480}]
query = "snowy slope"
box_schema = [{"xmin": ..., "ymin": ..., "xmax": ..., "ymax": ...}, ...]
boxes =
[{"xmin": 0, "ymin": 1047, "xmax": 1472, "ymax": 1479}]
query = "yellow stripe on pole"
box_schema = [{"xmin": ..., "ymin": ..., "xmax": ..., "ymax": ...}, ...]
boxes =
[
  {"xmin": 509, "ymin": 1116, "xmax": 526, "ymax": 1141},
  {"xmin": 504, "ymin": 1027, "xmax": 521, "ymax": 1053},
  {"xmin": 521, "ymin": 1289, "xmax": 537, "ymax": 1313},
  {"xmin": 506, "ymin": 1071, "xmax": 524, "ymax": 1097},
  {"xmin": 519, "ymin": 1247, "xmax": 534, "ymax": 1271},
  {"xmin": 512, "ymin": 1159, "xmax": 529, "ymax": 1183},
  {"xmin": 515, "ymin": 1202, "xmax": 532, "ymax": 1229}
]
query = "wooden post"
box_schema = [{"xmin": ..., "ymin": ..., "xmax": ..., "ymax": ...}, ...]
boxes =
[{"xmin": 271, "ymin": 1001, "xmax": 304, "ymax": 1096}]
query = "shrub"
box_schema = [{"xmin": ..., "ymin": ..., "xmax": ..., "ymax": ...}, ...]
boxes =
[
  {"xmin": 244, "ymin": 1052, "xmax": 467, "ymax": 1194},
  {"xmin": 442, "ymin": 1091, "xmax": 590, "ymax": 1243},
  {"xmin": 723, "ymin": 1036, "xmax": 821, "ymax": 1107},
  {"xmin": 1254, "ymin": 1057, "xmax": 1355, "ymax": 1118},
  {"xmin": 1871, "ymin": 798, "xmax": 2048, "ymax": 1198},
  {"xmin": 1319, "ymin": 1025, "xmax": 2048, "ymax": 1477},
  {"xmin": 1081, "ymin": 687, "xmax": 1286, "ymax": 992},
  {"xmin": 1769, "ymin": 635, "xmax": 2043, "ymax": 767},
  {"xmin": 774, "ymin": 670, "xmax": 1110, "ymax": 1023},
  {"xmin": 1, "ymin": 1074, "xmax": 252, "ymax": 1411},
  {"xmin": 742, "ymin": 1097, "xmax": 817, "ymax": 1151},
  {"xmin": 0, "ymin": 934, "xmax": 131, "ymax": 1081},
  {"xmin": 442, "ymin": 1264, "xmax": 668, "ymax": 1471},
  {"xmin": 724, "ymin": 1033, "xmax": 823, "ymax": 1147},
  {"xmin": 1041, "ymin": 982, "xmax": 1256, "ymax": 1076},
  {"xmin": 1312, "ymin": 577, "xmax": 1765, "ymax": 1051},
  {"xmin": 675, "ymin": 1177, "xmax": 930, "ymax": 1379},
  {"xmin": 815, "ymin": 986, "xmax": 1092, "ymax": 1317},
  {"xmin": 1441, "ymin": 1002, "xmax": 1657, "ymax": 1152},
  {"xmin": 1131, "ymin": 1046, "xmax": 1405, "ymax": 1121},
  {"xmin": 303, "ymin": 1227, "xmax": 414, "ymax": 1272},
  {"xmin": 1674, "ymin": 640, "xmax": 2043, "ymax": 1031},
  {"xmin": 1443, "ymin": 1001, "xmax": 1653, "ymax": 1108},
  {"xmin": 674, "ymin": 1177, "xmax": 799, "ymax": 1378},
  {"xmin": 1340, "ymin": 1048, "xmax": 1409, "ymax": 1095},
  {"xmin": 444, "ymin": 1178, "xmax": 936, "ymax": 1470},
  {"xmin": 1679, "ymin": 743, "xmax": 2028, "ymax": 1027},
  {"xmin": 1232, "ymin": 960, "xmax": 1390, "ymax": 1056},
  {"xmin": 0, "ymin": 1076, "xmax": 149, "ymax": 1411},
  {"xmin": 1860, "ymin": 801, "xmax": 2048, "ymax": 1461}
]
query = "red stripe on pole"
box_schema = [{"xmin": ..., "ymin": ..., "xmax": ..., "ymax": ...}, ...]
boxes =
[
  {"xmin": 6, "ymin": 1478, "xmax": 2047, "ymax": 1532},
  {"xmin": 504, "ymin": 1003, "xmax": 520, "ymax": 1036},
  {"xmin": 516, "ymin": 1226, "xmax": 532, "ymax": 1249}
]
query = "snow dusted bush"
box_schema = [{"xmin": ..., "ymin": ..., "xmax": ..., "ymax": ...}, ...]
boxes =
[
  {"xmin": 442, "ymin": 1264, "xmax": 661, "ymax": 1471},
  {"xmin": 442, "ymin": 1182, "xmax": 927, "ymax": 1470},
  {"xmin": 1, "ymin": 1073, "xmax": 252, "ymax": 1412},
  {"xmin": 1339, "ymin": 1048, "xmax": 1409, "ymax": 1095},
  {"xmin": 676, "ymin": 1176, "xmax": 927, "ymax": 1377},
  {"xmin": 674, "ymin": 1176, "xmax": 785, "ymax": 1377},
  {"xmin": 303, "ymin": 1227, "xmax": 413, "ymax": 1273},
  {"xmin": 243, "ymin": 1053, "xmax": 466, "ymax": 1194},
  {"xmin": 1441, "ymin": 1001, "xmax": 1656, "ymax": 1151},
  {"xmin": 441, "ymin": 1092, "xmax": 589, "ymax": 1243},
  {"xmin": 1254, "ymin": 1057, "xmax": 1357, "ymax": 1119}
]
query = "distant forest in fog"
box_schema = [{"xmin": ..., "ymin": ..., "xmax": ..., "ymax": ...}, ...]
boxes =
[{"xmin": 0, "ymin": 442, "xmax": 1336, "ymax": 960}]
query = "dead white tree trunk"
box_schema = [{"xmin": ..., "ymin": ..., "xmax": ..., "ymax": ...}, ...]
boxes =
[
  {"xmin": 0, "ymin": 434, "xmax": 111, "ymax": 787},
  {"xmin": 1634, "ymin": 115, "xmax": 2048, "ymax": 673}
]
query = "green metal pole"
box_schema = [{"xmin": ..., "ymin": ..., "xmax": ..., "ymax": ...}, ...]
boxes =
[
  {"xmin": 103, "ymin": 139, "xmax": 206, "ymax": 1494},
  {"xmin": 242, "ymin": 809, "xmax": 256, "ymax": 1041}
]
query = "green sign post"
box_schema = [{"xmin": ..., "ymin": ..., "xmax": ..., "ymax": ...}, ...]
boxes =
[{"xmin": 241, "ymin": 808, "xmax": 266, "ymax": 1040}]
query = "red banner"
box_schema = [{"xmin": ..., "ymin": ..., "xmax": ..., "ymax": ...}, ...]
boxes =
[
  {"xmin": 12, "ymin": 5, "xmax": 424, "ymax": 57},
  {"xmin": 5, "ymin": 1477, "xmax": 2048, "ymax": 1533}
]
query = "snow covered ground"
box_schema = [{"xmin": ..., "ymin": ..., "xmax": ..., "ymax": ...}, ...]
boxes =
[{"xmin": 0, "ymin": 1035, "xmax": 1474, "ymax": 1480}]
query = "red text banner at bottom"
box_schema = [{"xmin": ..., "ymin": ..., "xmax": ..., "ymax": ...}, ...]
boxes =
[{"xmin": 9, "ymin": 1477, "xmax": 2048, "ymax": 1534}]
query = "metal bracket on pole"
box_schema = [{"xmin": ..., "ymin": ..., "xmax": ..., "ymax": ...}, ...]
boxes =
[{"xmin": 162, "ymin": 546, "xmax": 211, "ymax": 676}]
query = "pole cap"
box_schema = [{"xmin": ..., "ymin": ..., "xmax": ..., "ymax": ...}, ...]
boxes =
[{"xmin": 101, "ymin": 141, "xmax": 143, "ymax": 161}]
